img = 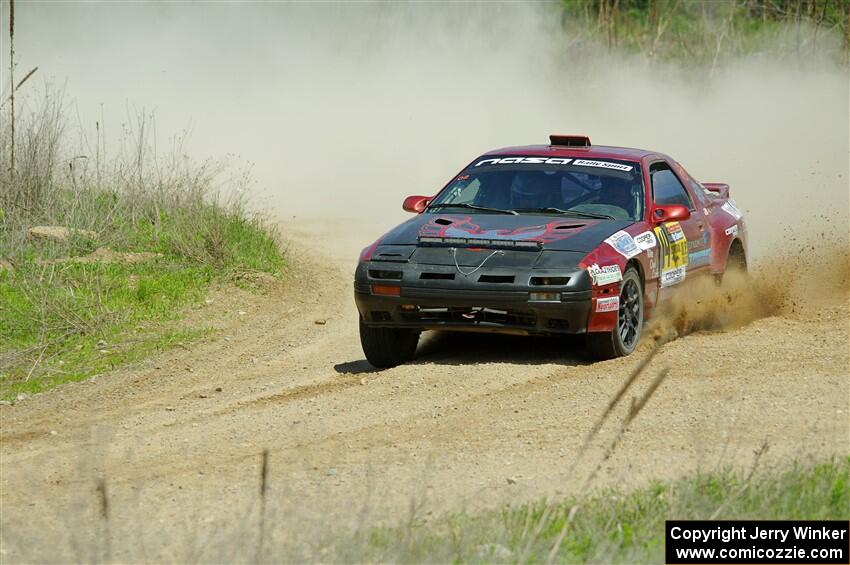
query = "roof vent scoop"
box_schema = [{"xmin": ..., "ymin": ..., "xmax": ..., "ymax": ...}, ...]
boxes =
[{"xmin": 549, "ymin": 134, "xmax": 591, "ymax": 147}]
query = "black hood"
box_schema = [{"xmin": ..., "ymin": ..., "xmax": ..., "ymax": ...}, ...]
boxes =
[{"xmin": 379, "ymin": 213, "xmax": 633, "ymax": 253}]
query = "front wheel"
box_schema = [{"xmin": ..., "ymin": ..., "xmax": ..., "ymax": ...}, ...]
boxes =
[
  {"xmin": 586, "ymin": 267, "xmax": 644, "ymax": 359},
  {"xmin": 718, "ymin": 242, "xmax": 748, "ymax": 286},
  {"xmin": 359, "ymin": 319, "xmax": 420, "ymax": 369}
]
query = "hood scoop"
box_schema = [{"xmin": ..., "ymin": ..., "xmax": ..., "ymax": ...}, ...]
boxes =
[
  {"xmin": 434, "ymin": 217, "xmax": 454, "ymax": 226},
  {"xmin": 555, "ymin": 223, "xmax": 586, "ymax": 230}
]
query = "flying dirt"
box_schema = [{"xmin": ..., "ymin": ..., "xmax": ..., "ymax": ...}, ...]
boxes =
[{"xmin": 1, "ymin": 2, "xmax": 848, "ymax": 562}]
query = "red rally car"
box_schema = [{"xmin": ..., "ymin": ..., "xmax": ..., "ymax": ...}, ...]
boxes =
[{"xmin": 354, "ymin": 135, "xmax": 748, "ymax": 368}]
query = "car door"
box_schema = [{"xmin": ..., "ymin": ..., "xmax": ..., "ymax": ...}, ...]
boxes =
[{"xmin": 649, "ymin": 160, "xmax": 710, "ymax": 294}]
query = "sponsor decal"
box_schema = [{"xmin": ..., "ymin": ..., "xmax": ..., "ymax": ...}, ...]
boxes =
[
  {"xmin": 725, "ymin": 224, "xmax": 739, "ymax": 237},
  {"xmin": 633, "ymin": 230, "xmax": 657, "ymax": 251},
  {"xmin": 572, "ymin": 159, "xmax": 634, "ymax": 172},
  {"xmin": 666, "ymin": 222, "xmax": 686, "ymax": 242},
  {"xmin": 596, "ymin": 296, "xmax": 620, "ymax": 312},
  {"xmin": 688, "ymin": 248, "xmax": 711, "ymax": 268},
  {"xmin": 588, "ymin": 263, "xmax": 623, "ymax": 286},
  {"xmin": 660, "ymin": 265, "xmax": 686, "ymax": 287},
  {"xmin": 721, "ymin": 200, "xmax": 742, "ymax": 220},
  {"xmin": 474, "ymin": 157, "xmax": 573, "ymax": 167},
  {"xmin": 687, "ymin": 230, "xmax": 709, "ymax": 251},
  {"xmin": 604, "ymin": 230, "xmax": 641, "ymax": 259},
  {"xmin": 653, "ymin": 221, "xmax": 689, "ymax": 287}
]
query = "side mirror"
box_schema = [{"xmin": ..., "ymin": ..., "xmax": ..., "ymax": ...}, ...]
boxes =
[
  {"xmin": 652, "ymin": 204, "xmax": 691, "ymax": 224},
  {"xmin": 402, "ymin": 195, "xmax": 431, "ymax": 214}
]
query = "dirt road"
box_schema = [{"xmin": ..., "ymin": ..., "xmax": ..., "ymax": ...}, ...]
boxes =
[{"xmin": 1, "ymin": 217, "xmax": 848, "ymax": 561}]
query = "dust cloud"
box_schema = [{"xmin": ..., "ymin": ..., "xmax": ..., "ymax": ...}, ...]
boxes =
[
  {"xmin": 646, "ymin": 243, "xmax": 850, "ymax": 344},
  {"xmin": 8, "ymin": 2, "xmax": 849, "ymax": 262}
]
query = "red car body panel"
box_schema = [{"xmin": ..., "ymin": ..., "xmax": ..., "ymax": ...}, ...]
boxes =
[
  {"xmin": 356, "ymin": 139, "xmax": 747, "ymax": 342},
  {"xmin": 415, "ymin": 144, "xmax": 748, "ymax": 333}
]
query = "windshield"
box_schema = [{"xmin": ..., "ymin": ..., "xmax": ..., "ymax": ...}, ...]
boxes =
[{"xmin": 428, "ymin": 156, "xmax": 645, "ymax": 221}]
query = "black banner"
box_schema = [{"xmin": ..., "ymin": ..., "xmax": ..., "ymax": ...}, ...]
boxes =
[{"xmin": 666, "ymin": 520, "xmax": 850, "ymax": 564}]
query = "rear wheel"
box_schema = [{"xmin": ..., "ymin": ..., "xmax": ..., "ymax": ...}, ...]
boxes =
[
  {"xmin": 359, "ymin": 318, "xmax": 420, "ymax": 369},
  {"xmin": 587, "ymin": 267, "xmax": 644, "ymax": 359}
]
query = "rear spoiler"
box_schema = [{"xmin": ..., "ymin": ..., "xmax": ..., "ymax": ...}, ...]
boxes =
[{"xmin": 702, "ymin": 182, "xmax": 730, "ymax": 200}]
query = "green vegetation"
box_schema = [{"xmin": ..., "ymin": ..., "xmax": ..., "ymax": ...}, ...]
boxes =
[
  {"xmin": 560, "ymin": 0, "xmax": 850, "ymax": 64},
  {"xmin": 0, "ymin": 92, "xmax": 284, "ymax": 399},
  {"xmin": 330, "ymin": 457, "xmax": 849, "ymax": 563}
]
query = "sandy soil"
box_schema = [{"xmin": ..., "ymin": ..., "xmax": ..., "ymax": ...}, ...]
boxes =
[{"xmin": 1, "ymin": 217, "xmax": 848, "ymax": 562}]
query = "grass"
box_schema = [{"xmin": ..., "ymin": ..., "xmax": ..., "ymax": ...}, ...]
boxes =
[
  {"xmin": 1, "ymin": 255, "xmax": 207, "ymax": 398},
  {"xmin": 0, "ymin": 205, "xmax": 283, "ymax": 400},
  {"xmin": 559, "ymin": 0, "xmax": 850, "ymax": 65},
  {"xmin": 329, "ymin": 456, "xmax": 849, "ymax": 563},
  {"xmin": 0, "ymin": 89, "xmax": 284, "ymax": 400}
]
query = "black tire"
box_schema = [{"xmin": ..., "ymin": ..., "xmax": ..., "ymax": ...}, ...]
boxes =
[
  {"xmin": 711, "ymin": 242, "xmax": 749, "ymax": 328},
  {"xmin": 586, "ymin": 267, "xmax": 644, "ymax": 360},
  {"xmin": 723, "ymin": 242, "xmax": 748, "ymax": 279},
  {"xmin": 714, "ymin": 242, "xmax": 748, "ymax": 287},
  {"xmin": 359, "ymin": 318, "xmax": 420, "ymax": 369}
]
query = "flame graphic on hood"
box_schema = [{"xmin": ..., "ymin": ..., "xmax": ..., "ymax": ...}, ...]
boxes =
[{"xmin": 419, "ymin": 216, "xmax": 586, "ymax": 244}]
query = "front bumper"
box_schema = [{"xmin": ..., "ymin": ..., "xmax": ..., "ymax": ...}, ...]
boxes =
[{"xmin": 354, "ymin": 261, "xmax": 594, "ymax": 335}]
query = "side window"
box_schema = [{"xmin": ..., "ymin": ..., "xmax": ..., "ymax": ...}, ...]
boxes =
[
  {"xmin": 650, "ymin": 162, "xmax": 693, "ymax": 209},
  {"xmin": 689, "ymin": 179, "xmax": 708, "ymax": 206}
]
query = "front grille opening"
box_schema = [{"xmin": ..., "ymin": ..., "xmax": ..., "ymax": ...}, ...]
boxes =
[
  {"xmin": 370, "ymin": 311, "xmax": 392, "ymax": 322},
  {"xmin": 420, "ymin": 272, "xmax": 455, "ymax": 280},
  {"xmin": 478, "ymin": 275, "xmax": 515, "ymax": 284},
  {"xmin": 547, "ymin": 319, "xmax": 570, "ymax": 330},
  {"xmin": 399, "ymin": 307, "xmax": 535, "ymax": 328},
  {"xmin": 530, "ymin": 276, "xmax": 570, "ymax": 286},
  {"xmin": 369, "ymin": 269, "xmax": 402, "ymax": 280}
]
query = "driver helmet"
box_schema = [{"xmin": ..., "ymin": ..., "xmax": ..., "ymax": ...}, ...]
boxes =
[
  {"xmin": 598, "ymin": 176, "xmax": 635, "ymax": 214},
  {"xmin": 510, "ymin": 172, "xmax": 558, "ymax": 209}
]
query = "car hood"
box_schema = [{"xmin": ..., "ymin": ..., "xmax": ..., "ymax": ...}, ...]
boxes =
[{"xmin": 379, "ymin": 213, "xmax": 634, "ymax": 253}]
